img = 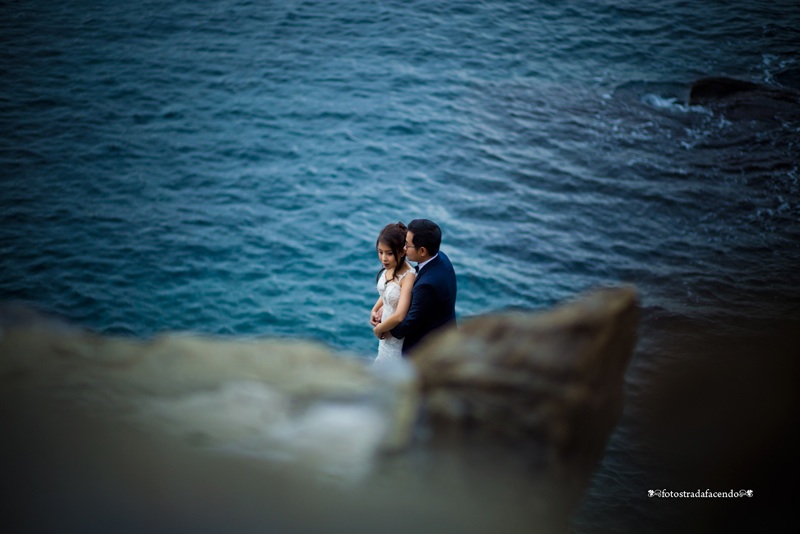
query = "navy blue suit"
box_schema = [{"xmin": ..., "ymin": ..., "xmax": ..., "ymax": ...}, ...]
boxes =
[{"xmin": 390, "ymin": 251, "xmax": 457, "ymax": 355}]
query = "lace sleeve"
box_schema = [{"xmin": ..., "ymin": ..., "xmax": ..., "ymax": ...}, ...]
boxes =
[{"xmin": 397, "ymin": 263, "xmax": 416, "ymax": 283}]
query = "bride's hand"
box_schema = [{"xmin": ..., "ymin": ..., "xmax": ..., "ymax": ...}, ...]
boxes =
[
  {"xmin": 370, "ymin": 310, "xmax": 382, "ymax": 326},
  {"xmin": 373, "ymin": 325, "xmax": 387, "ymax": 340}
]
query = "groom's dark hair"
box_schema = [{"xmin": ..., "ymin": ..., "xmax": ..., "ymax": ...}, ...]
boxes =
[{"xmin": 408, "ymin": 219, "xmax": 442, "ymax": 255}]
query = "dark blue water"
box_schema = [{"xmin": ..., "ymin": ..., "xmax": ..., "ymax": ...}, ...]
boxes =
[{"xmin": 2, "ymin": 1, "xmax": 799, "ymax": 531}]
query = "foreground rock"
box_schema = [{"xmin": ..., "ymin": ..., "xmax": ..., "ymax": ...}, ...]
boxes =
[
  {"xmin": 0, "ymin": 317, "xmax": 418, "ymax": 480},
  {"xmin": 411, "ymin": 285, "xmax": 639, "ymax": 520},
  {"xmin": 0, "ymin": 286, "xmax": 639, "ymax": 533}
]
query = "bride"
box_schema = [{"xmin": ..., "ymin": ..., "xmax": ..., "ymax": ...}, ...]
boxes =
[{"xmin": 370, "ymin": 222, "xmax": 415, "ymax": 364}]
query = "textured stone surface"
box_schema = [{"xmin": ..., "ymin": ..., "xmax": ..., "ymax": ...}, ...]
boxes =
[
  {"xmin": 0, "ymin": 287, "xmax": 640, "ymax": 533},
  {"xmin": 412, "ymin": 285, "xmax": 639, "ymax": 465},
  {"xmin": 0, "ymin": 319, "xmax": 419, "ymax": 478}
]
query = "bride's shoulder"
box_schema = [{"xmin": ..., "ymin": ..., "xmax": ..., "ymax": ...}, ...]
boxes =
[{"xmin": 398, "ymin": 264, "xmax": 416, "ymax": 282}]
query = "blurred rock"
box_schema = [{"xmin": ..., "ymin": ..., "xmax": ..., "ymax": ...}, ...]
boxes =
[
  {"xmin": 411, "ymin": 285, "xmax": 639, "ymax": 515},
  {"xmin": 414, "ymin": 286, "xmax": 637, "ymax": 452},
  {"xmin": 0, "ymin": 321, "xmax": 419, "ymax": 480},
  {"xmin": 0, "ymin": 286, "xmax": 640, "ymax": 533}
]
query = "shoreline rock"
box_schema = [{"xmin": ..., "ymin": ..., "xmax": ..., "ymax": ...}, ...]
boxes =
[{"xmin": 689, "ymin": 76, "xmax": 800, "ymax": 120}]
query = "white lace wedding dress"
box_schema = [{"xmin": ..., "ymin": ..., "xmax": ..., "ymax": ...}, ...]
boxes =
[{"xmin": 374, "ymin": 267, "xmax": 414, "ymax": 365}]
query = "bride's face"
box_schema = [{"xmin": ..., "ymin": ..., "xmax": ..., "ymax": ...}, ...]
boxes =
[{"xmin": 377, "ymin": 242, "xmax": 399, "ymax": 271}]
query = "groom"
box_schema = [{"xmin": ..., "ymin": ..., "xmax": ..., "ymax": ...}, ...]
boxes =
[{"xmin": 373, "ymin": 219, "xmax": 457, "ymax": 356}]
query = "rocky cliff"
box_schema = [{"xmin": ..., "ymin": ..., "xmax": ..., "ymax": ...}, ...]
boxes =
[{"xmin": 0, "ymin": 285, "xmax": 638, "ymax": 533}]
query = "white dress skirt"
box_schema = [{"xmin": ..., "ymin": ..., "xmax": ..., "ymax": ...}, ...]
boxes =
[{"xmin": 374, "ymin": 268, "xmax": 414, "ymax": 364}]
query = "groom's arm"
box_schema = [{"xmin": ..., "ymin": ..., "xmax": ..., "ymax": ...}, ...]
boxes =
[{"xmin": 390, "ymin": 283, "xmax": 434, "ymax": 340}]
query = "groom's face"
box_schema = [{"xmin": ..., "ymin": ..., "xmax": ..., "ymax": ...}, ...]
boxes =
[{"xmin": 405, "ymin": 231, "xmax": 423, "ymax": 262}]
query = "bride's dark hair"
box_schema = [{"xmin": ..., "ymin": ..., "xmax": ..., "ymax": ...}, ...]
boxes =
[{"xmin": 375, "ymin": 221, "xmax": 408, "ymax": 282}]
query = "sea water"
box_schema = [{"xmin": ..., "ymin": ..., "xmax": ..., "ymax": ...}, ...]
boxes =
[{"xmin": 2, "ymin": 1, "xmax": 799, "ymax": 532}]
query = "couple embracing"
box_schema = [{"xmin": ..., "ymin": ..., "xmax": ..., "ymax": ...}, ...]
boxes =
[{"xmin": 370, "ymin": 219, "xmax": 457, "ymax": 364}]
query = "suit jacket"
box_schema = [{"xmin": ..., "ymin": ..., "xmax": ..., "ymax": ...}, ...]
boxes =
[{"xmin": 390, "ymin": 250, "xmax": 457, "ymax": 355}]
